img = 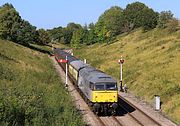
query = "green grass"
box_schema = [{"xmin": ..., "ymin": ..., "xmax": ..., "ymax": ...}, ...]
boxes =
[
  {"xmin": 0, "ymin": 40, "xmax": 85, "ymax": 126},
  {"xmin": 74, "ymin": 28, "xmax": 180, "ymax": 124}
]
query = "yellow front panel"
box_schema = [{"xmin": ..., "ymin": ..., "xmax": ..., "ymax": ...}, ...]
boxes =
[{"xmin": 92, "ymin": 91, "xmax": 118, "ymax": 103}]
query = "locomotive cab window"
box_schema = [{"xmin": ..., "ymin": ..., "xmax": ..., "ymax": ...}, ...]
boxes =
[
  {"xmin": 95, "ymin": 84, "xmax": 105, "ymax": 90},
  {"xmin": 106, "ymin": 83, "xmax": 117, "ymax": 90},
  {"xmin": 94, "ymin": 83, "xmax": 117, "ymax": 91}
]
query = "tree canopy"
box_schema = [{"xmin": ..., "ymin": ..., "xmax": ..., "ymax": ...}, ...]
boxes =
[
  {"xmin": 123, "ymin": 2, "xmax": 158, "ymax": 31},
  {"xmin": 0, "ymin": 3, "xmax": 48, "ymax": 46},
  {"xmin": 0, "ymin": 2, "xmax": 178, "ymax": 47},
  {"xmin": 97, "ymin": 6, "xmax": 124, "ymax": 36}
]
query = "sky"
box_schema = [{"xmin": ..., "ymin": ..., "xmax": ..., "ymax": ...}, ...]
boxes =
[{"xmin": 0, "ymin": 0, "xmax": 179, "ymax": 29}]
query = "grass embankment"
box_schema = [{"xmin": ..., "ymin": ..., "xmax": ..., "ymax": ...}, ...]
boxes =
[
  {"xmin": 0, "ymin": 40, "xmax": 85, "ymax": 126},
  {"xmin": 74, "ymin": 28, "xmax": 180, "ymax": 124}
]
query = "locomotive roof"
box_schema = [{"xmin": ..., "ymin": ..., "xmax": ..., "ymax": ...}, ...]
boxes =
[
  {"xmin": 89, "ymin": 72, "xmax": 116, "ymax": 83},
  {"xmin": 70, "ymin": 60, "xmax": 88, "ymax": 71},
  {"xmin": 79, "ymin": 66, "xmax": 116, "ymax": 83}
]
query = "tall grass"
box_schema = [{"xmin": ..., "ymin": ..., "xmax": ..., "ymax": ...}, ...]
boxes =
[
  {"xmin": 74, "ymin": 28, "xmax": 180, "ymax": 124},
  {"xmin": 0, "ymin": 40, "xmax": 85, "ymax": 126}
]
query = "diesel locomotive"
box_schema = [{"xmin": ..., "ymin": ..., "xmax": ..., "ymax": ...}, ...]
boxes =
[{"xmin": 54, "ymin": 48, "xmax": 118, "ymax": 115}]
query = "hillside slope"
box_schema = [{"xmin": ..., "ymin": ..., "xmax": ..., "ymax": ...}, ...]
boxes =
[
  {"xmin": 74, "ymin": 28, "xmax": 180, "ymax": 124},
  {"xmin": 0, "ymin": 40, "xmax": 85, "ymax": 125}
]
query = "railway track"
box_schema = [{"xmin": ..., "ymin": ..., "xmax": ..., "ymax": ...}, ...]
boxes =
[
  {"xmin": 51, "ymin": 56, "xmax": 164, "ymax": 126},
  {"xmin": 96, "ymin": 115, "xmax": 124, "ymax": 126},
  {"xmin": 118, "ymin": 95, "xmax": 161, "ymax": 126},
  {"xmin": 93, "ymin": 96, "xmax": 162, "ymax": 126}
]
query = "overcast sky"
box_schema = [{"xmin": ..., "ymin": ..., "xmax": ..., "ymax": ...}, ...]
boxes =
[{"xmin": 0, "ymin": 0, "xmax": 179, "ymax": 29}]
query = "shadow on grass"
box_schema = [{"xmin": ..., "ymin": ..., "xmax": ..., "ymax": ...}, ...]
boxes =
[
  {"xmin": 26, "ymin": 44, "xmax": 51, "ymax": 55},
  {"xmin": 17, "ymin": 42, "xmax": 53, "ymax": 55}
]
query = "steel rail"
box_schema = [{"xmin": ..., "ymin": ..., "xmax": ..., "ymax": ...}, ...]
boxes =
[
  {"xmin": 112, "ymin": 116, "xmax": 124, "ymax": 126},
  {"xmin": 119, "ymin": 95, "xmax": 161, "ymax": 126}
]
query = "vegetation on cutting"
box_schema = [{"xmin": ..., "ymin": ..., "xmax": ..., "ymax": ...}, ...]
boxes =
[
  {"xmin": 74, "ymin": 28, "xmax": 180, "ymax": 124},
  {"xmin": 1, "ymin": 1, "xmax": 180, "ymax": 125},
  {"xmin": 0, "ymin": 40, "xmax": 85, "ymax": 126}
]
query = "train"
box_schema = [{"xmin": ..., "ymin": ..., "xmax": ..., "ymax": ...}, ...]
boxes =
[{"xmin": 54, "ymin": 48, "xmax": 118, "ymax": 115}]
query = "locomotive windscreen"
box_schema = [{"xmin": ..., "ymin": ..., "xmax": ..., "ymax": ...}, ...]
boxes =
[
  {"xmin": 106, "ymin": 83, "xmax": 117, "ymax": 90},
  {"xmin": 94, "ymin": 83, "xmax": 117, "ymax": 90}
]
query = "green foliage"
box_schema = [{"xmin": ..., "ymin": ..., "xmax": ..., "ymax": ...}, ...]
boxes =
[
  {"xmin": 70, "ymin": 28, "xmax": 84, "ymax": 48},
  {"xmin": 47, "ymin": 2, "xmax": 177, "ymax": 47},
  {"xmin": 16, "ymin": 20, "xmax": 37, "ymax": 45},
  {"xmin": 62, "ymin": 28, "xmax": 73, "ymax": 44},
  {"xmin": 123, "ymin": 2, "xmax": 158, "ymax": 31},
  {"xmin": 0, "ymin": 3, "xmax": 37, "ymax": 45},
  {"xmin": 37, "ymin": 29, "xmax": 50, "ymax": 45},
  {"xmin": 63, "ymin": 23, "xmax": 82, "ymax": 44},
  {"xmin": 97, "ymin": 6, "xmax": 124, "ymax": 36},
  {"xmin": 95, "ymin": 21, "xmax": 108, "ymax": 43},
  {"xmin": 0, "ymin": 40, "xmax": 85, "ymax": 126},
  {"xmin": 86, "ymin": 23, "xmax": 97, "ymax": 45},
  {"xmin": 47, "ymin": 26, "xmax": 64, "ymax": 43},
  {"xmin": 0, "ymin": 3, "xmax": 21, "ymax": 40},
  {"xmin": 123, "ymin": 2, "xmax": 147, "ymax": 29},
  {"xmin": 141, "ymin": 8, "xmax": 158, "ymax": 31},
  {"xmin": 157, "ymin": 11, "xmax": 174, "ymax": 28}
]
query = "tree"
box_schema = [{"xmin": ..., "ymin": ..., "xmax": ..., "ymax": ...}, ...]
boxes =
[
  {"xmin": 86, "ymin": 23, "xmax": 97, "ymax": 45},
  {"xmin": 70, "ymin": 28, "xmax": 84, "ymax": 48},
  {"xmin": 16, "ymin": 20, "xmax": 37, "ymax": 45},
  {"xmin": 95, "ymin": 6, "xmax": 124, "ymax": 43},
  {"xmin": 0, "ymin": 3, "xmax": 21, "ymax": 41},
  {"xmin": 123, "ymin": 2, "xmax": 146, "ymax": 30},
  {"xmin": 166, "ymin": 18, "xmax": 179, "ymax": 32},
  {"xmin": 37, "ymin": 29, "xmax": 50, "ymax": 45},
  {"xmin": 95, "ymin": 20, "xmax": 108, "ymax": 43},
  {"xmin": 62, "ymin": 23, "xmax": 82, "ymax": 44},
  {"xmin": 123, "ymin": 2, "xmax": 158, "ymax": 31},
  {"xmin": 99, "ymin": 6, "xmax": 124, "ymax": 36},
  {"xmin": 141, "ymin": 8, "xmax": 158, "ymax": 31},
  {"xmin": 81, "ymin": 24, "xmax": 88, "ymax": 44},
  {"xmin": 157, "ymin": 11, "xmax": 174, "ymax": 28},
  {"xmin": 67, "ymin": 22, "xmax": 82, "ymax": 31},
  {"xmin": 62, "ymin": 28, "xmax": 72, "ymax": 44},
  {"xmin": 47, "ymin": 26, "xmax": 64, "ymax": 43},
  {"xmin": 0, "ymin": 3, "xmax": 37, "ymax": 45}
]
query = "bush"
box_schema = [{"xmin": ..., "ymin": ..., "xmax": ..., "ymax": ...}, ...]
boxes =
[{"xmin": 166, "ymin": 18, "xmax": 179, "ymax": 32}]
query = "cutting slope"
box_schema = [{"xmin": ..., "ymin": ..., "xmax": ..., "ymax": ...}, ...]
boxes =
[
  {"xmin": 74, "ymin": 28, "xmax": 180, "ymax": 124},
  {"xmin": 0, "ymin": 40, "xmax": 85, "ymax": 125}
]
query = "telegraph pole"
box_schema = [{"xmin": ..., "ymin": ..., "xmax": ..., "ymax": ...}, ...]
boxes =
[
  {"xmin": 58, "ymin": 56, "xmax": 68, "ymax": 88},
  {"xmin": 65, "ymin": 55, "xmax": 68, "ymax": 88},
  {"xmin": 118, "ymin": 56, "xmax": 124, "ymax": 92}
]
